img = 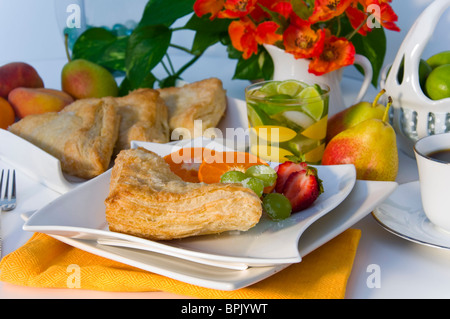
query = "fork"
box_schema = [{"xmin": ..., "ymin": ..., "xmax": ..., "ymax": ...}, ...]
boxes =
[
  {"xmin": 0, "ymin": 169, "xmax": 16, "ymax": 211},
  {"xmin": 0, "ymin": 169, "xmax": 16, "ymax": 257}
]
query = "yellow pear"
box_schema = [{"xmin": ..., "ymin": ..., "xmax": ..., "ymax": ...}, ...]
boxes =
[{"xmin": 322, "ymin": 97, "xmax": 398, "ymax": 181}]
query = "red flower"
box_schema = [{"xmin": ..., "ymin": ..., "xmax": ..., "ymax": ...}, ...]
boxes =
[
  {"xmin": 256, "ymin": 21, "xmax": 283, "ymax": 45},
  {"xmin": 347, "ymin": 0, "xmax": 400, "ymax": 33},
  {"xmin": 283, "ymin": 22, "xmax": 326, "ymax": 59},
  {"xmin": 309, "ymin": 34, "xmax": 355, "ymax": 75},
  {"xmin": 194, "ymin": 0, "xmax": 225, "ymax": 19},
  {"xmin": 309, "ymin": 0, "xmax": 353, "ymax": 23},
  {"xmin": 218, "ymin": 0, "xmax": 258, "ymax": 19},
  {"xmin": 229, "ymin": 18, "xmax": 259, "ymax": 59}
]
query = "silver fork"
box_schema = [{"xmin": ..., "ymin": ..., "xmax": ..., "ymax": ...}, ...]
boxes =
[
  {"xmin": 0, "ymin": 169, "xmax": 16, "ymax": 257},
  {"xmin": 0, "ymin": 169, "xmax": 16, "ymax": 211}
]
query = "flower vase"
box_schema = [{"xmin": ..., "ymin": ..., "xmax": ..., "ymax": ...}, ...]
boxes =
[{"xmin": 264, "ymin": 44, "xmax": 373, "ymax": 116}]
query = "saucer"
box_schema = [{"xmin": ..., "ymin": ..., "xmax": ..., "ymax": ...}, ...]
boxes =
[{"xmin": 373, "ymin": 181, "xmax": 450, "ymax": 249}]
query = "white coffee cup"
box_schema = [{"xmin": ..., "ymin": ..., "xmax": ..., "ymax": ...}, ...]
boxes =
[{"xmin": 414, "ymin": 132, "xmax": 450, "ymax": 232}]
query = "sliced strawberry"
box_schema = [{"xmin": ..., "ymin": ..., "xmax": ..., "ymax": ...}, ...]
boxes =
[
  {"xmin": 275, "ymin": 161, "xmax": 308, "ymax": 193},
  {"xmin": 282, "ymin": 166, "xmax": 323, "ymax": 212}
]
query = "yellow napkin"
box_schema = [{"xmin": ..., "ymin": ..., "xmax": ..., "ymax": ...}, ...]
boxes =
[{"xmin": 0, "ymin": 229, "xmax": 361, "ymax": 299}]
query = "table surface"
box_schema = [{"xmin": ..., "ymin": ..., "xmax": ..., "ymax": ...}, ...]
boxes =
[{"xmin": 1, "ymin": 55, "xmax": 449, "ymax": 300}]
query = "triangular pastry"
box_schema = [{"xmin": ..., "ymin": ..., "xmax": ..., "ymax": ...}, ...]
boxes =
[
  {"xmin": 8, "ymin": 98, "xmax": 119, "ymax": 179},
  {"xmin": 104, "ymin": 88, "xmax": 169, "ymax": 154},
  {"xmin": 157, "ymin": 78, "xmax": 227, "ymax": 138},
  {"xmin": 104, "ymin": 147, "xmax": 262, "ymax": 240}
]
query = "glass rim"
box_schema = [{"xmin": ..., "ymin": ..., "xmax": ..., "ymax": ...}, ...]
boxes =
[{"xmin": 245, "ymin": 80, "xmax": 330, "ymax": 102}]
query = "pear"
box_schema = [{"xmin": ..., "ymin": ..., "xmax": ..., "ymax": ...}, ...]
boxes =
[
  {"xmin": 322, "ymin": 97, "xmax": 398, "ymax": 181},
  {"xmin": 61, "ymin": 59, "xmax": 118, "ymax": 99},
  {"xmin": 326, "ymin": 89, "xmax": 386, "ymax": 143}
]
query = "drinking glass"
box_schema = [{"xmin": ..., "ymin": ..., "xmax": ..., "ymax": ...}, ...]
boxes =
[{"xmin": 245, "ymin": 80, "xmax": 330, "ymax": 164}]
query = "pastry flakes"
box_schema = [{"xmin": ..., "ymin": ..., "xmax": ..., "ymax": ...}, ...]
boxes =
[
  {"xmin": 105, "ymin": 147, "xmax": 262, "ymax": 240},
  {"xmin": 8, "ymin": 98, "xmax": 119, "ymax": 179}
]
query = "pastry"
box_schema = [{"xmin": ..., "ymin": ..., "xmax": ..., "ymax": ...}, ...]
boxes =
[
  {"xmin": 104, "ymin": 147, "xmax": 262, "ymax": 240},
  {"xmin": 157, "ymin": 78, "xmax": 227, "ymax": 138},
  {"xmin": 104, "ymin": 88, "xmax": 169, "ymax": 154},
  {"xmin": 8, "ymin": 98, "xmax": 119, "ymax": 179}
]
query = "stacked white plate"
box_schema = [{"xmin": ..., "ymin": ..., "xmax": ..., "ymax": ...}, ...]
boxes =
[{"xmin": 1, "ymin": 97, "xmax": 398, "ymax": 290}]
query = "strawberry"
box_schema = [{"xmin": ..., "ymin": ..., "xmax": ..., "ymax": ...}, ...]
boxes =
[
  {"xmin": 275, "ymin": 161, "xmax": 308, "ymax": 193},
  {"xmin": 281, "ymin": 166, "xmax": 324, "ymax": 212}
]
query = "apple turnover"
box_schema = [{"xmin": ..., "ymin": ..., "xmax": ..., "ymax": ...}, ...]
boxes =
[
  {"xmin": 104, "ymin": 88, "xmax": 169, "ymax": 154},
  {"xmin": 157, "ymin": 78, "xmax": 227, "ymax": 138},
  {"xmin": 8, "ymin": 98, "xmax": 119, "ymax": 179},
  {"xmin": 104, "ymin": 147, "xmax": 262, "ymax": 240}
]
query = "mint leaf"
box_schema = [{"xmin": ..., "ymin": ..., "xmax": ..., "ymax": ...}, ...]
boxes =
[{"xmin": 125, "ymin": 25, "xmax": 172, "ymax": 89}]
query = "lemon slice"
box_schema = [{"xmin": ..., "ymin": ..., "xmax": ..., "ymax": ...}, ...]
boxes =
[
  {"xmin": 250, "ymin": 144, "xmax": 294, "ymax": 163},
  {"xmin": 304, "ymin": 143, "xmax": 325, "ymax": 164},
  {"xmin": 297, "ymin": 86, "xmax": 324, "ymax": 121},
  {"xmin": 301, "ymin": 115, "xmax": 328, "ymax": 140},
  {"xmin": 277, "ymin": 80, "xmax": 305, "ymax": 97},
  {"xmin": 251, "ymin": 125, "xmax": 297, "ymax": 143}
]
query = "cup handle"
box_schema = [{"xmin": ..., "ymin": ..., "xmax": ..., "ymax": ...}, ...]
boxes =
[{"xmin": 352, "ymin": 54, "xmax": 373, "ymax": 104}]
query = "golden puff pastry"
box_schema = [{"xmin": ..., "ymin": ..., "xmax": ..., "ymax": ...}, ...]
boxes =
[
  {"xmin": 157, "ymin": 78, "xmax": 227, "ymax": 138},
  {"xmin": 8, "ymin": 98, "xmax": 119, "ymax": 179},
  {"xmin": 103, "ymin": 88, "xmax": 169, "ymax": 154},
  {"xmin": 104, "ymin": 147, "xmax": 262, "ymax": 240}
]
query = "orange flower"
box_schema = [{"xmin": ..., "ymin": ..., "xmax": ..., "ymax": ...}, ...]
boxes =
[
  {"xmin": 345, "ymin": 4, "xmax": 372, "ymax": 36},
  {"xmin": 256, "ymin": 21, "xmax": 283, "ymax": 45},
  {"xmin": 309, "ymin": 0, "xmax": 353, "ymax": 23},
  {"xmin": 194, "ymin": 0, "xmax": 225, "ymax": 19},
  {"xmin": 348, "ymin": 0, "xmax": 399, "ymax": 33},
  {"xmin": 229, "ymin": 18, "xmax": 259, "ymax": 59},
  {"xmin": 377, "ymin": 2, "xmax": 400, "ymax": 31},
  {"xmin": 309, "ymin": 34, "xmax": 355, "ymax": 75},
  {"xmin": 283, "ymin": 23, "xmax": 325, "ymax": 59},
  {"xmin": 218, "ymin": 0, "xmax": 258, "ymax": 19}
]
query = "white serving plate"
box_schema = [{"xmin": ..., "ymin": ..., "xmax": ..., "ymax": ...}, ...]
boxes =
[
  {"xmin": 0, "ymin": 96, "xmax": 249, "ymax": 194},
  {"xmin": 21, "ymin": 179, "xmax": 397, "ymax": 291},
  {"xmin": 23, "ymin": 140, "xmax": 357, "ymax": 267}
]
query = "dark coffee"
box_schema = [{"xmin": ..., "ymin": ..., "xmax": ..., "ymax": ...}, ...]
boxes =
[{"xmin": 427, "ymin": 149, "xmax": 450, "ymax": 163}]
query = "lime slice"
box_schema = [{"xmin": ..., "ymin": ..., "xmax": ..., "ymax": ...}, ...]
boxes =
[
  {"xmin": 297, "ymin": 86, "xmax": 324, "ymax": 121},
  {"xmin": 277, "ymin": 80, "xmax": 304, "ymax": 97},
  {"xmin": 247, "ymin": 103, "xmax": 270, "ymax": 127},
  {"xmin": 259, "ymin": 81, "xmax": 280, "ymax": 96}
]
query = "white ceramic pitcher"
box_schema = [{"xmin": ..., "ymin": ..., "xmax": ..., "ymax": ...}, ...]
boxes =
[{"xmin": 264, "ymin": 44, "xmax": 373, "ymax": 116}]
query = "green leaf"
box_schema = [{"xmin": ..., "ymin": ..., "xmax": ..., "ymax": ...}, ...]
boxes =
[
  {"xmin": 125, "ymin": 25, "xmax": 172, "ymax": 89},
  {"xmin": 291, "ymin": 0, "xmax": 314, "ymax": 20},
  {"xmin": 355, "ymin": 26, "xmax": 386, "ymax": 88},
  {"xmin": 72, "ymin": 27, "xmax": 127, "ymax": 71},
  {"xmin": 139, "ymin": 0, "xmax": 196, "ymax": 27},
  {"xmin": 185, "ymin": 14, "xmax": 230, "ymax": 54},
  {"xmin": 340, "ymin": 16, "xmax": 386, "ymax": 87},
  {"xmin": 232, "ymin": 49, "xmax": 274, "ymax": 81},
  {"xmin": 119, "ymin": 73, "xmax": 156, "ymax": 96}
]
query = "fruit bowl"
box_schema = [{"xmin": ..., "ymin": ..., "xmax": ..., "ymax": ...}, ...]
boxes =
[{"xmin": 381, "ymin": 0, "xmax": 450, "ymax": 157}]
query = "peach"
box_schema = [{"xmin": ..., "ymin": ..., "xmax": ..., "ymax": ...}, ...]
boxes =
[
  {"xmin": 0, "ymin": 62, "xmax": 44, "ymax": 98},
  {"xmin": 8, "ymin": 88, "xmax": 74, "ymax": 119}
]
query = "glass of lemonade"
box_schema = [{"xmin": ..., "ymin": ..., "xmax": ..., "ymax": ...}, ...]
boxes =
[{"xmin": 245, "ymin": 79, "xmax": 330, "ymax": 164}]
